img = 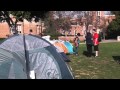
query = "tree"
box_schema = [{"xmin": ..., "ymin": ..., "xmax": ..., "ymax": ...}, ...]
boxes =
[
  {"xmin": 106, "ymin": 11, "xmax": 120, "ymax": 39},
  {"xmin": 54, "ymin": 17, "xmax": 71, "ymax": 35},
  {"xmin": 99, "ymin": 17, "xmax": 108, "ymax": 40},
  {"xmin": 0, "ymin": 11, "xmax": 48, "ymax": 34},
  {"xmin": 107, "ymin": 19, "xmax": 120, "ymax": 39},
  {"xmin": 43, "ymin": 11, "xmax": 74, "ymax": 39},
  {"xmin": 53, "ymin": 11, "xmax": 72, "ymax": 35},
  {"xmin": 84, "ymin": 11, "xmax": 94, "ymax": 30},
  {"xmin": 43, "ymin": 11, "xmax": 61, "ymax": 39},
  {"xmin": 111, "ymin": 11, "xmax": 120, "ymax": 17},
  {"xmin": 0, "ymin": 11, "xmax": 30, "ymax": 34}
]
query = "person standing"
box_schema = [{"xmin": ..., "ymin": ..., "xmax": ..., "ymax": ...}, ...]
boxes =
[
  {"xmin": 93, "ymin": 29, "xmax": 99, "ymax": 57},
  {"xmin": 73, "ymin": 35, "xmax": 80, "ymax": 55},
  {"xmin": 85, "ymin": 32, "xmax": 93, "ymax": 57}
]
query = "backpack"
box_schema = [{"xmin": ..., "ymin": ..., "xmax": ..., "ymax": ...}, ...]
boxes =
[{"xmin": 98, "ymin": 34, "xmax": 101, "ymax": 42}]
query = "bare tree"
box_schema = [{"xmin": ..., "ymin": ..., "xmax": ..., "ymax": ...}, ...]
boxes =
[
  {"xmin": 99, "ymin": 17, "xmax": 109, "ymax": 40},
  {"xmin": 54, "ymin": 11, "xmax": 101, "ymax": 36},
  {"xmin": 84, "ymin": 11, "xmax": 96, "ymax": 31},
  {"xmin": 53, "ymin": 11, "xmax": 73, "ymax": 35}
]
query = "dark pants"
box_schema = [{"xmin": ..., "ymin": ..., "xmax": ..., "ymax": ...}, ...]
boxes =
[
  {"xmin": 94, "ymin": 45, "xmax": 99, "ymax": 51},
  {"xmin": 86, "ymin": 44, "xmax": 92, "ymax": 56}
]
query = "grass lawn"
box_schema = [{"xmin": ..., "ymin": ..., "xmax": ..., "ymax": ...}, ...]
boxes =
[{"xmin": 68, "ymin": 42, "xmax": 120, "ymax": 79}]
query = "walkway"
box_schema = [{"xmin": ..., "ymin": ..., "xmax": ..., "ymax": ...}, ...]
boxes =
[
  {"xmin": 101, "ymin": 39, "xmax": 120, "ymax": 43},
  {"xmin": 81, "ymin": 39, "xmax": 120, "ymax": 44}
]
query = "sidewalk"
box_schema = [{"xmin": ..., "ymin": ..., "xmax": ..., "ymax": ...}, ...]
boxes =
[
  {"xmin": 80, "ymin": 39, "xmax": 120, "ymax": 44},
  {"xmin": 100, "ymin": 39, "xmax": 120, "ymax": 43}
]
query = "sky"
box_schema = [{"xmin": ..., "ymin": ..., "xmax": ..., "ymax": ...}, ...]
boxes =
[
  {"xmin": 53, "ymin": 11, "xmax": 112, "ymax": 19},
  {"xmin": 104, "ymin": 11, "xmax": 112, "ymax": 15}
]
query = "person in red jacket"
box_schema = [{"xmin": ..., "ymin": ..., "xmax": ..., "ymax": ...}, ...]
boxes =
[{"xmin": 93, "ymin": 29, "xmax": 99, "ymax": 57}]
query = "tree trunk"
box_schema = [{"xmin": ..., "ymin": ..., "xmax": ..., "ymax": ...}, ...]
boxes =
[
  {"xmin": 103, "ymin": 33, "xmax": 105, "ymax": 40},
  {"xmin": 1, "ymin": 11, "xmax": 16, "ymax": 35},
  {"xmin": 14, "ymin": 20, "xmax": 18, "ymax": 34},
  {"xmin": 41, "ymin": 21, "xmax": 42, "ymax": 37},
  {"xmin": 102, "ymin": 28, "xmax": 105, "ymax": 40}
]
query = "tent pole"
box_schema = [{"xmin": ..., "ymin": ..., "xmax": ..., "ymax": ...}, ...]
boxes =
[{"xmin": 23, "ymin": 34, "xmax": 30, "ymax": 79}]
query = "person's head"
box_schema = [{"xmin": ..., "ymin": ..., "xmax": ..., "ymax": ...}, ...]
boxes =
[
  {"xmin": 77, "ymin": 33, "xmax": 80, "ymax": 36},
  {"xmin": 87, "ymin": 32, "xmax": 91, "ymax": 36},
  {"xmin": 92, "ymin": 29, "xmax": 96, "ymax": 33},
  {"xmin": 86, "ymin": 32, "xmax": 92, "ymax": 38}
]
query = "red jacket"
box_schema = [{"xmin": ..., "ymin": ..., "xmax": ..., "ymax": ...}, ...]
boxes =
[{"xmin": 93, "ymin": 32, "xmax": 99, "ymax": 45}]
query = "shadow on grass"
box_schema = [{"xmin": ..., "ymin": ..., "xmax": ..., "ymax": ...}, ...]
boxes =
[
  {"xmin": 60, "ymin": 52, "xmax": 71, "ymax": 62},
  {"xmin": 82, "ymin": 51, "xmax": 95, "ymax": 57},
  {"xmin": 113, "ymin": 56, "xmax": 120, "ymax": 64},
  {"xmin": 83, "ymin": 51, "xmax": 88, "ymax": 56}
]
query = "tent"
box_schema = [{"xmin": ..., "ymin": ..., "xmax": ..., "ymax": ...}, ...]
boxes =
[
  {"xmin": 64, "ymin": 41, "xmax": 74, "ymax": 54},
  {"xmin": 0, "ymin": 34, "xmax": 73, "ymax": 79},
  {"xmin": 54, "ymin": 45, "xmax": 70, "ymax": 62},
  {"xmin": 41, "ymin": 37, "xmax": 70, "ymax": 62},
  {"xmin": 54, "ymin": 42, "xmax": 68, "ymax": 54}
]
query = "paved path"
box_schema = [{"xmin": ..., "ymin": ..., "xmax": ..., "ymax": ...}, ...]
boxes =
[
  {"xmin": 81, "ymin": 39, "xmax": 120, "ymax": 44},
  {"xmin": 101, "ymin": 39, "xmax": 120, "ymax": 43}
]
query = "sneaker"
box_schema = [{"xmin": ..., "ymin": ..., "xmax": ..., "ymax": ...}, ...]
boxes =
[{"xmin": 76, "ymin": 54, "xmax": 78, "ymax": 56}]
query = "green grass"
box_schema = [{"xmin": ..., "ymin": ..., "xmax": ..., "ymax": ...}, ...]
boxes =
[
  {"xmin": 0, "ymin": 38, "xmax": 5, "ymax": 43},
  {"xmin": 68, "ymin": 42, "xmax": 120, "ymax": 79}
]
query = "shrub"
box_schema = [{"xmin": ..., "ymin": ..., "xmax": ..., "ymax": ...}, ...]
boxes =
[
  {"xmin": 107, "ymin": 17, "xmax": 120, "ymax": 39},
  {"xmin": 43, "ymin": 27, "xmax": 62, "ymax": 40}
]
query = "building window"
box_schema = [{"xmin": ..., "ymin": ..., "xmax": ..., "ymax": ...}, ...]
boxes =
[
  {"xmin": 17, "ymin": 24, "xmax": 22, "ymax": 34},
  {"xmin": 104, "ymin": 11, "xmax": 111, "ymax": 15},
  {"xmin": 89, "ymin": 11, "xmax": 92, "ymax": 16},
  {"xmin": 97, "ymin": 11, "xmax": 101, "ymax": 16}
]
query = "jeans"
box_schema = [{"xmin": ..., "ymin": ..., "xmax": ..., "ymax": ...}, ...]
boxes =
[{"xmin": 74, "ymin": 46, "xmax": 79, "ymax": 55}]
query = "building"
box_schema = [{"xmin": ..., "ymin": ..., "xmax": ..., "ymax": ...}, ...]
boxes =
[
  {"xmin": 0, "ymin": 15, "xmax": 45, "ymax": 38},
  {"xmin": 0, "ymin": 11, "xmax": 115, "ymax": 38},
  {"xmin": 68, "ymin": 11, "xmax": 115, "ymax": 36}
]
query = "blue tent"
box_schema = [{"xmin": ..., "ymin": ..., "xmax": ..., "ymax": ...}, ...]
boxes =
[
  {"xmin": 0, "ymin": 35, "xmax": 74, "ymax": 79},
  {"xmin": 63, "ymin": 41, "xmax": 74, "ymax": 54}
]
